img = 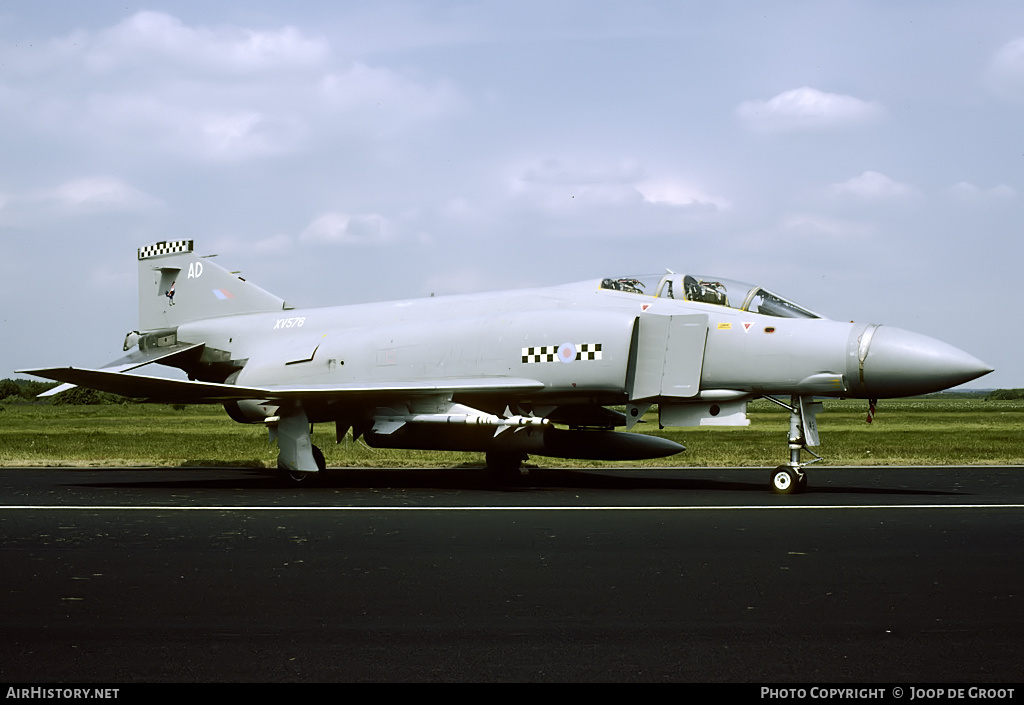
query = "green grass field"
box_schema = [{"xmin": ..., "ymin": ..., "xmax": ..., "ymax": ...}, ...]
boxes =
[{"xmin": 2, "ymin": 398, "xmax": 1022, "ymax": 469}]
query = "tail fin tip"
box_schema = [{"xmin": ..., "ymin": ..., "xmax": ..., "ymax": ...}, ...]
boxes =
[
  {"xmin": 138, "ymin": 240, "xmax": 194, "ymax": 261},
  {"xmin": 137, "ymin": 241, "xmax": 285, "ymax": 330}
]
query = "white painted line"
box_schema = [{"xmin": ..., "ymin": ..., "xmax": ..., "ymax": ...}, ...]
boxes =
[{"xmin": 0, "ymin": 504, "xmax": 1023, "ymax": 511}]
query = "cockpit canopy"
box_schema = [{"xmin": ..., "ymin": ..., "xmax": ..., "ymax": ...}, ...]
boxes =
[{"xmin": 599, "ymin": 273, "xmax": 821, "ymax": 319}]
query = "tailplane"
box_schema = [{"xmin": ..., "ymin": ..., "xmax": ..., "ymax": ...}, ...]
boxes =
[{"xmin": 138, "ymin": 240, "xmax": 288, "ymax": 330}]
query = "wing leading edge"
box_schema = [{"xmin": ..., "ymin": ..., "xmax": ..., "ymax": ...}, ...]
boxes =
[{"xmin": 19, "ymin": 366, "xmax": 545, "ymax": 404}]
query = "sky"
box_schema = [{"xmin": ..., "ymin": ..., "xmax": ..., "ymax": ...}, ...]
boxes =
[{"xmin": 2, "ymin": 1, "xmax": 1022, "ymax": 390}]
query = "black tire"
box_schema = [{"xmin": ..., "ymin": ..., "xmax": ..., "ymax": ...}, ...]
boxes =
[
  {"xmin": 312, "ymin": 445, "xmax": 327, "ymax": 472},
  {"xmin": 770, "ymin": 466, "xmax": 800, "ymax": 495},
  {"xmin": 279, "ymin": 445, "xmax": 327, "ymax": 486}
]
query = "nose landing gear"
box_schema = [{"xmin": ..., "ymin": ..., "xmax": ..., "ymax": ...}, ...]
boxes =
[
  {"xmin": 770, "ymin": 465, "xmax": 809, "ymax": 494},
  {"xmin": 764, "ymin": 395, "xmax": 824, "ymax": 494}
]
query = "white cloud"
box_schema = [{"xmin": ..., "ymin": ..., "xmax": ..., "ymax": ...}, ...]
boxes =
[
  {"xmin": 510, "ymin": 158, "xmax": 642, "ymax": 210},
  {"xmin": 825, "ymin": 171, "xmax": 920, "ymax": 202},
  {"xmin": 33, "ymin": 176, "xmax": 160, "ymax": 211},
  {"xmin": 737, "ymin": 87, "xmax": 885, "ymax": 132},
  {"xmin": 510, "ymin": 158, "xmax": 728, "ymax": 213},
  {"xmin": 0, "ymin": 12, "xmax": 464, "ymax": 163},
  {"xmin": 300, "ymin": 212, "xmax": 393, "ymax": 245},
  {"xmin": 987, "ymin": 37, "xmax": 1024, "ymax": 102},
  {"xmin": 947, "ymin": 182, "xmax": 1017, "ymax": 203},
  {"xmin": 636, "ymin": 178, "xmax": 730, "ymax": 209},
  {"xmin": 318, "ymin": 62, "xmax": 465, "ymax": 133},
  {"xmin": 80, "ymin": 92, "xmax": 305, "ymax": 162},
  {"xmin": 85, "ymin": 11, "xmax": 331, "ymax": 75}
]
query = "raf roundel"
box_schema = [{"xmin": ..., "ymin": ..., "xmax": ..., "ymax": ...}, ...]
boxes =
[{"xmin": 520, "ymin": 343, "xmax": 603, "ymax": 364}]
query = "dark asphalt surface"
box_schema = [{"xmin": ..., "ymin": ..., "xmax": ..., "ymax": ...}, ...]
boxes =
[{"xmin": 1, "ymin": 465, "xmax": 1022, "ymax": 683}]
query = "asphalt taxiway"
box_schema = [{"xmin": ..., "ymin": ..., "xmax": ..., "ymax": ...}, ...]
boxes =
[{"xmin": 1, "ymin": 465, "xmax": 1022, "ymax": 682}]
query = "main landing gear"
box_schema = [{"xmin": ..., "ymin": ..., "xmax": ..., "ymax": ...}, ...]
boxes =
[
  {"xmin": 267, "ymin": 404, "xmax": 327, "ymax": 485},
  {"xmin": 279, "ymin": 444, "xmax": 326, "ymax": 485},
  {"xmin": 485, "ymin": 451, "xmax": 528, "ymax": 484},
  {"xmin": 763, "ymin": 395, "xmax": 824, "ymax": 495}
]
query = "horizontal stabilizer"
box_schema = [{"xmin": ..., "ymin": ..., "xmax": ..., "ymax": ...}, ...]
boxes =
[
  {"xmin": 35, "ymin": 342, "xmax": 205, "ymax": 397},
  {"xmin": 20, "ymin": 367, "xmax": 269, "ymax": 402},
  {"xmin": 18, "ymin": 366, "xmax": 545, "ymax": 404}
]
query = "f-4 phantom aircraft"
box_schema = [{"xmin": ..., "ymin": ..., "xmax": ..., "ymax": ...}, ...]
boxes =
[{"xmin": 22, "ymin": 240, "xmax": 992, "ymax": 493}]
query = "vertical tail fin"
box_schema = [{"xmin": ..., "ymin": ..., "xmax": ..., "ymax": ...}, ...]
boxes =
[{"xmin": 138, "ymin": 240, "xmax": 288, "ymax": 330}]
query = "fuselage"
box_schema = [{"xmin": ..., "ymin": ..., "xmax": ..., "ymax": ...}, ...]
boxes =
[{"xmin": 175, "ymin": 274, "xmax": 990, "ymax": 425}]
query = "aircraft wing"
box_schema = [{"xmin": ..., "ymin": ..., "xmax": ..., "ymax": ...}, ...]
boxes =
[{"xmin": 18, "ymin": 366, "xmax": 545, "ymax": 404}]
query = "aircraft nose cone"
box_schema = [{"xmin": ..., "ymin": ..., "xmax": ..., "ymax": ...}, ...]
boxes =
[{"xmin": 861, "ymin": 326, "xmax": 993, "ymax": 397}]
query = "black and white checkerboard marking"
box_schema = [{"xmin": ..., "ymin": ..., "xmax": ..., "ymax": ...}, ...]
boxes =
[
  {"xmin": 521, "ymin": 343, "xmax": 602, "ymax": 363},
  {"xmin": 138, "ymin": 240, "xmax": 194, "ymax": 260}
]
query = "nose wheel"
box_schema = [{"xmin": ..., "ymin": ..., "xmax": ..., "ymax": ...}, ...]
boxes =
[
  {"xmin": 770, "ymin": 465, "xmax": 808, "ymax": 494},
  {"xmin": 763, "ymin": 395, "xmax": 824, "ymax": 494}
]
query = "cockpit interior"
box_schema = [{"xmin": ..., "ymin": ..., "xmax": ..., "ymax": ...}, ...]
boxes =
[{"xmin": 599, "ymin": 273, "xmax": 821, "ymax": 319}]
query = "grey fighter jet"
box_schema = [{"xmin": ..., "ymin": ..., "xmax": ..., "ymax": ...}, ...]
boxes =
[{"xmin": 21, "ymin": 240, "xmax": 992, "ymax": 493}]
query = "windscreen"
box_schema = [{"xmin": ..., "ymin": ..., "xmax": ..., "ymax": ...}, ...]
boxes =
[{"xmin": 600, "ymin": 273, "xmax": 821, "ymax": 319}]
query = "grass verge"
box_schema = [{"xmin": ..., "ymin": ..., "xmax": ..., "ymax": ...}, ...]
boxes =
[{"xmin": 1, "ymin": 398, "xmax": 1022, "ymax": 469}]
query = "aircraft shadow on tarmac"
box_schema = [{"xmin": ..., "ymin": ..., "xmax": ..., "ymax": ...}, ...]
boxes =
[{"xmin": 66, "ymin": 465, "xmax": 962, "ymax": 496}]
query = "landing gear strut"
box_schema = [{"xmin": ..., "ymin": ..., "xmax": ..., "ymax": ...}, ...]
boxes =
[{"xmin": 763, "ymin": 395, "xmax": 823, "ymax": 494}]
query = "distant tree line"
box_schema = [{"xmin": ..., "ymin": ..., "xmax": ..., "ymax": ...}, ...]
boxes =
[
  {"xmin": 0, "ymin": 378, "xmax": 136, "ymax": 405},
  {"xmin": 987, "ymin": 388, "xmax": 1024, "ymax": 400},
  {"xmin": 0, "ymin": 378, "xmax": 53, "ymax": 401}
]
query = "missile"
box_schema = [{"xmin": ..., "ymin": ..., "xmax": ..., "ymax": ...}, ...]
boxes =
[{"xmin": 371, "ymin": 404, "xmax": 550, "ymax": 437}]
